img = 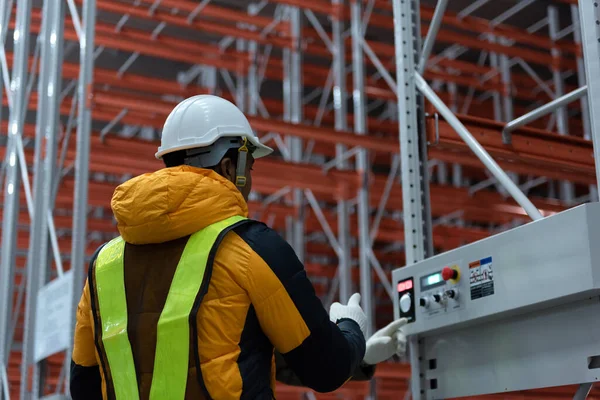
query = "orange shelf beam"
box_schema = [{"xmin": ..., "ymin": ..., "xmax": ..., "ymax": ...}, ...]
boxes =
[{"xmin": 88, "ymin": 90, "xmax": 596, "ymax": 186}]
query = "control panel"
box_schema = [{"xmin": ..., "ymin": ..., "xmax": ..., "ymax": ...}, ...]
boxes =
[
  {"xmin": 392, "ymin": 203, "xmax": 600, "ymax": 337},
  {"xmin": 399, "ymin": 264, "xmax": 463, "ymax": 323}
]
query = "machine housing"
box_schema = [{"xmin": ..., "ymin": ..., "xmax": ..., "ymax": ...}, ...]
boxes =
[{"xmin": 392, "ymin": 203, "xmax": 600, "ymax": 399}]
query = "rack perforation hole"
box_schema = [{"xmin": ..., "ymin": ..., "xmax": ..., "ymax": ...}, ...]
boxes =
[
  {"xmin": 429, "ymin": 358, "xmax": 437, "ymax": 370},
  {"xmin": 588, "ymin": 355, "xmax": 600, "ymax": 369},
  {"xmin": 430, "ymin": 379, "xmax": 438, "ymax": 390}
]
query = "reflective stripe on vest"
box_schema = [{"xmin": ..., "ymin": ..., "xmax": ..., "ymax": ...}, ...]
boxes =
[{"xmin": 94, "ymin": 215, "xmax": 247, "ymax": 399}]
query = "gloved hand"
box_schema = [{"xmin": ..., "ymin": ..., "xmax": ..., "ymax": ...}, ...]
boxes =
[
  {"xmin": 329, "ymin": 293, "xmax": 368, "ymax": 338},
  {"xmin": 363, "ymin": 318, "xmax": 408, "ymax": 365}
]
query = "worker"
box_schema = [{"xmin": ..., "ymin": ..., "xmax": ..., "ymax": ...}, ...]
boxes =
[{"xmin": 70, "ymin": 95, "xmax": 408, "ymax": 400}]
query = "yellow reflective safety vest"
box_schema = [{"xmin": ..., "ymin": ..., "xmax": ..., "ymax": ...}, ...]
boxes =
[{"xmin": 89, "ymin": 215, "xmax": 248, "ymax": 400}]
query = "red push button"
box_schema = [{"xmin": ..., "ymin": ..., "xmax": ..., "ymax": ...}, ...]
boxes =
[{"xmin": 442, "ymin": 266, "xmax": 458, "ymax": 281}]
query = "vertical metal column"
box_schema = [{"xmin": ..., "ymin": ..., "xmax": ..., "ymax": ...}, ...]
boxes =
[
  {"xmin": 0, "ymin": 0, "xmax": 11, "ymax": 155},
  {"xmin": 448, "ymin": 81, "xmax": 462, "ymax": 188},
  {"xmin": 70, "ymin": 0, "xmax": 97, "ymax": 348},
  {"xmin": 549, "ymin": 6, "xmax": 575, "ymax": 203},
  {"xmin": 578, "ymin": 0, "xmax": 600, "ymax": 190},
  {"xmin": 393, "ymin": 0, "xmax": 427, "ymax": 265},
  {"xmin": 571, "ymin": 3, "xmax": 598, "ymax": 201},
  {"xmin": 498, "ymin": 37, "xmax": 520, "ymax": 190},
  {"xmin": 488, "ymin": 35, "xmax": 513, "ymax": 196},
  {"xmin": 332, "ymin": 0, "xmax": 352, "ymax": 303},
  {"xmin": 282, "ymin": 52, "xmax": 295, "ymax": 245},
  {"xmin": 282, "ymin": 29, "xmax": 294, "ymax": 245},
  {"xmin": 572, "ymin": 4, "xmax": 592, "ymax": 141},
  {"xmin": 548, "ymin": 7, "xmax": 567, "ymax": 136},
  {"xmin": 236, "ymin": 37, "xmax": 246, "ymax": 112},
  {"xmin": 247, "ymin": 44, "xmax": 258, "ymax": 116},
  {"xmin": 0, "ymin": 0, "xmax": 6, "ymax": 131},
  {"xmin": 393, "ymin": 0, "xmax": 434, "ymax": 397},
  {"xmin": 0, "ymin": 0, "xmax": 15, "ymax": 382},
  {"xmin": 247, "ymin": 5, "xmax": 258, "ymax": 117},
  {"xmin": 351, "ymin": 0, "xmax": 373, "ymax": 336},
  {"xmin": 289, "ymin": 7, "xmax": 305, "ymax": 262},
  {"xmin": 489, "ymin": 39, "xmax": 504, "ymax": 122},
  {"xmin": 571, "ymin": 0, "xmax": 600, "ymax": 399},
  {"xmin": 0, "ymin": 0, "xmax": 30, "ymax": 379},
  {"xmin": 20, "ymin": 0, "xmax": 65, "ymax": 397},
  {"xmin": 499, "ymin": 40, "xmax": 514, "ymax": 123}
]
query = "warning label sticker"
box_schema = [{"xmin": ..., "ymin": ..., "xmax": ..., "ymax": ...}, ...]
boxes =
[{"xmin": 469, "ymin": 256, "xmax": 494, "ymax": 300}]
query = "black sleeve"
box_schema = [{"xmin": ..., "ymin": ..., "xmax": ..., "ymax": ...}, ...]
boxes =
[
  {"xmin": 235, "ymin": 222, "xmax": 367, "ymax": 393},
  {"xmin": 275, "ymin": 350, "xmax": 304, "ymax": 386},
  {"xmin": 352, "ymin": 362, "xmax": 377, "ymax": 381},
  {"xmin": 70, "ymin": 245, "xmax": 105, "ymax": 400},
  {"xmin": 275, "ymin": 350, "xmax": 376, "ymax": 386},
  {"xmin": 70, "ymin": 360, "xmax": 103, "ymax": 400}
]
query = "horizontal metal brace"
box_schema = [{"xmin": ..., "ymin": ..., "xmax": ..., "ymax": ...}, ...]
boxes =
[
  {"xmin": 432, "ymin": 210, "xmax": 464, "ymax": 227},
  {"xmin": 322, "ymin": 146, "xmax": 360, "ymax": 173},
  {"xmin": 416, "ymin": 73, "xmax": 544, "ymax": 221},
  {"xmin": 515, "ymin": 58, "xmax": 555, "ymax": 99},
  {"xmin": 469, "ymin": 177, "xmax": 497, "ymax": 196},
  {"xmin": 502, "ymin": 85, "xmax": 588, "ymax": 144},
  {"xmin": 100, "ymin": 108, "xmax": 129, "ymax": 141},
  {"xmin": 115, "ymin": 14, "xmax": 130, "ymax": 32},
  {"xmin": 219, "ymin": 36, "xmax": 236, "ymax": 50},
  {"xmin": 259, "ymin": 14, "xmax": 283, "ymax": 39},
  {"xmin": 304, "ymin": 189, "xmax": 343, "ymax": 259},
  {"xmin": 359, "ymin": 36, "xmax": 397, "ymax": 93},
  {"xmin": 260, "ymin": 186, "xmax": 291, "ymax": 208},
  {"xmin": 66, "ymin": 0, "xmax": 83, "ymax": 41},
  {"xmin": 148, "ymin": 0, "xmax": 163, "ymax": 15},
  {"xmin": 556, "ymin": 24, "xmax": 575, "ymax": 41},
  {"xmin": 457, "ymin": 0, "xmax": 489, "ymax": 19},
  {"xmin": 520, "ymin": 176, "xmax": 548, "ymax": 193},
  {"xmin": 151, "ymin": 21, "xmax": 166, "ymax": 39},
  {"xmin": 418, "ymin": 0, "xmax": 448, "ymax": 74},
  {"xmin": 272, "ymin": 134, "xmax": 291, "ymax": 161},
  {"xmin": 117, "ymin": 52, "xmax": 140, "ymax": 78},
  {"xmin": 304, "ymin": 9, "xmax": 334, "ymax": 53},
  {"xmin": 187, "ymin": 0, "xmax": 211, "ymax": 24}
]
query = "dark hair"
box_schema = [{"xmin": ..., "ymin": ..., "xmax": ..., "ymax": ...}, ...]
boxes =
[{"xmin": 163, "ymin": 148, "xmax": 239, "ymax": 169}]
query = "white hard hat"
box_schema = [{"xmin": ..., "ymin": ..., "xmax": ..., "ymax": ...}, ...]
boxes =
[{"xmin": 155, "ymin": 95, "xmax": 273, "ymax": 161}]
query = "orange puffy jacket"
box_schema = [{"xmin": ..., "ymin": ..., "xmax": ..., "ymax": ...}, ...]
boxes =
[{"xmin": 71, "ymin": 166, "xmax": 369, "ymax": 399}]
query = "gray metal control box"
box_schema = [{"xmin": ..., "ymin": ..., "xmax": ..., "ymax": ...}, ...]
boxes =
[{"xmin": 392, "ymin": 203, "xmax": 600, "ymax": 399}]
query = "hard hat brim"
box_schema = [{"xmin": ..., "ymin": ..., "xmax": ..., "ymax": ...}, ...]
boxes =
[
  {"xmin": 247, "ymin": 137, "xmax": 273, "ymax": 159},
  {"xmin": 155, "ymin": 135, "xmax": 273, "ymax": 160}
]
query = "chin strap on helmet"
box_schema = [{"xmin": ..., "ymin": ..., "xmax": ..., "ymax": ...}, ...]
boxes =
[{"xmin": 235, "ymin": 137, "xmax": 249, "ymax": 189}]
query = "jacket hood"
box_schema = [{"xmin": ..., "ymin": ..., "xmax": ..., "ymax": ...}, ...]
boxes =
[{"xmin": 111, "ymin": 166, "xmax": 248, "ymax": 245}]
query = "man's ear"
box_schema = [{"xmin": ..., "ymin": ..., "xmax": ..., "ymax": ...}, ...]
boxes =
[{"xmin": 218, "ymin": 157, "xmax": 235, "ymax": 182}]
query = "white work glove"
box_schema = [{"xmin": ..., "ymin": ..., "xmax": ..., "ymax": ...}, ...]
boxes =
[
  {"xmin": 329, "ymin": 293, "xmax": 368, "ymax": 338},
  {"xmin": 363, "ymin": 318, "xmax": 408, "ymax": 365}
]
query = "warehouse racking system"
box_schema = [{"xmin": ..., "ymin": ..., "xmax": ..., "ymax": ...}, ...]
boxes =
[{"xmin": 0, "ymin": 0, "xmax": 599, "ymax": 398}]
